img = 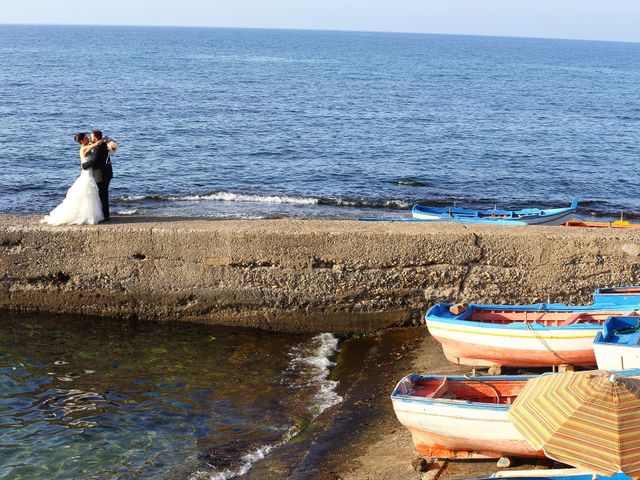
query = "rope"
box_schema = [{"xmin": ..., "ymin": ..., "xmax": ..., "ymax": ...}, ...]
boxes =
[
  {"xmin": 526, "ymin": 303, "xmax": 575, "ymax": 366},
  {"xmin": 613, "ymin": 319, "xmax": 640, "ymax": 336}
]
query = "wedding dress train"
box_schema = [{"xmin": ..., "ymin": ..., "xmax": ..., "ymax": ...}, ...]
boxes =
[{"xmin": 42, "ymin": 167, "xmax": 104, "ymax": 225}]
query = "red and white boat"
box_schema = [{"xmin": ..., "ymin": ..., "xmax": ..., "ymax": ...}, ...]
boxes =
[
  {"xmin": 425, "ymin": 302, "xmax": 640, "ymax": 368},
  {"xmin": 391, "ymin": 373, "xmax": 543, "ymax": 459}
]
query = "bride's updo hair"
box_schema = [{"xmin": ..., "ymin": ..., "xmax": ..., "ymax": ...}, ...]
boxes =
[{"xmin": 73, "ymin": 132, "xmax": 87, "ymax": 144}]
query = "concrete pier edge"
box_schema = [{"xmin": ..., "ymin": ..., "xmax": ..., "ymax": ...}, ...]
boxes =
[{"xmin": 2, "ymin": 214, "xmax": 640, "ymax": 333}]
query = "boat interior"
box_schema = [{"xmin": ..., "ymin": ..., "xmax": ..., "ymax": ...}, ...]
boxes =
[
  {"xmin": 598, "ymin": 287, "xmax": 640, "ymax": 295},
  {"xmin": 455, "ymin": 308, "xmax": 636, "ymax": 326},
  {"xmin": 410, "ymin": 377, "xmax": 526, "ymax": 405},
  {"xmin": 600, "ymin": 316, "xmax": 640, "ymax": 345}
]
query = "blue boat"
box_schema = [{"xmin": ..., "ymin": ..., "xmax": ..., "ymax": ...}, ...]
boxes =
[
  {"xmin": 594, "ymin": 315, "xmax": 640, "ymax": 370},
  {"xmin": 357, "ymin": 217, "xmax": 527, "ymax": 226},
  {"xmin": 424, "ymin": 296, "xmax": 640, "ymax": 368},
  {"xmin": 411, "ymin": 197, "xmax": 579, "ymax": 226},
  {"xmin": 593, "ymin": 286, "xmax": 640, "ymax": 306}
]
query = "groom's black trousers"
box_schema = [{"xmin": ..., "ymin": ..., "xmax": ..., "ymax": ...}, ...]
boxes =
[{"xmin": 97, "ymin": 179, "xmax": 111, "ymax": 220}]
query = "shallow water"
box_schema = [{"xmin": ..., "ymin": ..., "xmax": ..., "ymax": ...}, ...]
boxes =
[
  {"xmin": 1, "ymin": 26, "xmax": 640, "ymax": 220},
  {"xmin": 0, "ymin": 313, "xmax": 343, "ymax": 479}
]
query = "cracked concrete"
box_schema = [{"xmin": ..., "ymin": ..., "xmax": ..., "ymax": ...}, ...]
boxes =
[{"xmin": 2, "ymin": 214, "xmax": 640, "ymax": 332}]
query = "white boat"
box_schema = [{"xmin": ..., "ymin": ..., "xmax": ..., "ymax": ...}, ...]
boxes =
[
  {"xmin": 425, "ymin": 303, "xmax": 639, "ymax": 368},
  {"xmin": 594, "ymin": 316, "xmax": 640, "ymax": 370},
  {"xmin": 391, "ymin": 373, "xmax": 544, "ymax": 459}
]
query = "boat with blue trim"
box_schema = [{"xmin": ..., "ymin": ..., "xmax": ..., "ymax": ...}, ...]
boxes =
[
  {"xmin": 391, "ymin": 373, "xmax": 543, "ymax": 459},
  {"xmin": 392, "ymin": 370, "xmax": 640, "ymax": 461},
  {"xmin": 424, "ymin": 300, "xmax": 640, "ymax": 368},
  {"xmin": 592, "ymin": 286, "xmax": 640, "ymax": 306},
  {"xmin": 594, "ymin": 315, "xmax": 640, "ymax": 370},
  {"xmin": 411, "ymin": 197, "xmax": 579, "ymax": 226}
]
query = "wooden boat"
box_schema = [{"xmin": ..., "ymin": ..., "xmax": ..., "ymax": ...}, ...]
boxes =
[
  {"xmin": 593, "ymin": 286, "xmax": 640, "ymax": 306},
  {"xmin": 411, "ymin": 197, "xmax": 579, "ymax": 226},
  {"xmin": 594, "ymin": 316, "xmax": 640, "ymax": 370},
  {"xmin": 564, "ymin": 220, "xmax": 640, "ymax": 229},
  {"xmin": 564, "ymin": 212, "xmax": 640, "ymax": 229},
  {"xmin": 425, "ymin": 302, "xmax": 640, "ymax": 368},
  {"xmin": 391, "ymin": 373, "xmax": 544, "ymax": 459},
  {"xmin": 357, "ymin": 217, "xmax": 527, "ymax": 226}
]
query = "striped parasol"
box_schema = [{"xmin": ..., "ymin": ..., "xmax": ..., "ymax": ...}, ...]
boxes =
[{"xmin": 509, "ymin": 370, "xmax": 640, "ymax": 476}]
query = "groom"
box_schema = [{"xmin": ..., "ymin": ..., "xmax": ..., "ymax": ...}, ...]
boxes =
[{"xmin": 82, "ymin": 129, "xmax": 113, "ymax": 221}]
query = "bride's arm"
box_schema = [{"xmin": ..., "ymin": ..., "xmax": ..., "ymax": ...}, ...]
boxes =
[
  {"xmin": 80, "ymin": 140, "xmax": 106, "ymax": 169},
  {"xmin": 80, "ymin": 140, "xmax": 104, "ymax": 156}
]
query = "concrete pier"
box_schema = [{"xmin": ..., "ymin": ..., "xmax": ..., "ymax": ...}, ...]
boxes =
[{"xmin": 2, "ymin": 214, "xmax": 640, "ymax": 332}]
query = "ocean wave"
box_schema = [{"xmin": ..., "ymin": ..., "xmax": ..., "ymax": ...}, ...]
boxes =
[
  {"xmin": 286, "ymin": 333, "xmax": 343, "ymax": 417},
  {"xmin": 392, "ymin": 178, "xmax": 431, "ymax": 187},
  {"xmin": 189, "ymin": 333, "xmax": 342, "ymax": 480},
  {"xmin": 115, "ymin": 209, "xmax": 139, "ymax": 215},
  {"xmin": 319, "ymin": 197, "xmax": 412, "ymax": 210},
  {"xmin": 117, "ymin": 191, "xmax": 319, "ymax": 205},
  {"xmin": 189, "ymin": 426, "xmax": 299, "ymax": 480}
]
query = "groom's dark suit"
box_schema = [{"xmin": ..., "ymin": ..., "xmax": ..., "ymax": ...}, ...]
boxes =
[{"xmin": 82, "ymin": 142, "xmax": 113, "ymax": 220}]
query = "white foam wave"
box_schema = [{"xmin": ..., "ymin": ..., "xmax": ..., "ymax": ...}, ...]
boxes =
[
  {"xmin": 120, "ymin": 195, "xmax": 146, "ymax": 201},
  {"xmin": 331, "ymin": 197, "xmax": 412, "ymax": 209},
  {"xmin": 116, "ymin": 209, "xmax": 139, "ymax": 215},
  {"xmin": 188, "ymin": 333, "xmax": 341, "ymax": 480},
  {"xmin": 118, "ymin": 191, "xmax": 319, "ymax": 205},
  {"xmin": 289, "ymin": 333, "xmax": 343, "ymax": 417},
  {"xmin": 189, "ymin": 426, "xmax": 299, "ymax": 480},
  {"xmin": 178, "ymin": 192, "xmax": 319, "ymax": 205}
]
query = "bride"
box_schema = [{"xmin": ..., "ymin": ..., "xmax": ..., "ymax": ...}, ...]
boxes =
[{"xmin": 42, "ymin": 132, "xmax": 107, "ymax": 225}]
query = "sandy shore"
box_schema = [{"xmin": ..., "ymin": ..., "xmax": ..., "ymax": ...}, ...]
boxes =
[
  {"xmin": 325, "ymin": 332, "xmax": 552, "ymax": 480},
  {"xmin": 243, "ymin": 327, "xmax": 553, "ymax": 480}
]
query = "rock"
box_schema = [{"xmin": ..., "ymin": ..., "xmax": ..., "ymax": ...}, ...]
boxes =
[{"xmin": 412, "ymin": 456, "xmax": 431, "ymax": 472}]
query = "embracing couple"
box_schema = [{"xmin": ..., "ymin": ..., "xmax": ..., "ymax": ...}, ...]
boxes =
[{"xmin": 43, "ymin": 130, "xmax": 117, "ymax": 226}]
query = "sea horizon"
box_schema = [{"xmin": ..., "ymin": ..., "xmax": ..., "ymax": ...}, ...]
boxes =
[{"xmin": 1, "ymin": 22, "xmax": 639, "ymax": 46}]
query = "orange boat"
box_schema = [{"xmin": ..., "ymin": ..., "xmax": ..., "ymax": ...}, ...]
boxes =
[{"xmin": 564, "ymin": 213, "xmax": 640, "ymax": 228}]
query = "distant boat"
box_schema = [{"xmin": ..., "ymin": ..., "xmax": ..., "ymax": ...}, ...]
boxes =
[
  {"xmin": 391, "ymin": 373, "xmax": 544, "ymax": 459},
  {"xmin": 564, "ymin": 220, "xmax": 640, "ymax": 229},
  {"xmin": 424, "ymin": 301, "xmax": 640, "ymax": 368},
  {"xmin": 564, "ymin": 212, "xmax": 640, "ymax": 229},
  {"xmin": 594, "ymin": 316, "xmax": 640, "ymax": 370},
  {"xmin": 357, "ymin": 217, "xmax": 527, "ymax": 226},
  {"xmin": 411, "ymin": 197, "xmax": 579, "ymax": 226}
]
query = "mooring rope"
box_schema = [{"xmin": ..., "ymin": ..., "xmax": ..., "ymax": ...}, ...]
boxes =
[{"xmin": 527, "ymin": 303, "xmax": 575, "ymax": 366}]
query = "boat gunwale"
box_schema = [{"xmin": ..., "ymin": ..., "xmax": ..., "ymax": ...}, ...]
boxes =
[
  {"xmin": 424, "ymin": 304, "xmax": 636, "ymax": 331},
  {"xmin": 390, "ymin": 373, "xmax": 536, "ymax": 411}
]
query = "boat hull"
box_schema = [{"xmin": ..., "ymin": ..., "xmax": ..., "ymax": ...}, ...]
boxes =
[
  {"xmin": 411, "ymin": 209, "xmax": 574, "ymax": 225},
  {"xmin": 411, "ymin": 198, "xmax": 578, "ymax": 226},
  {"xmin": 429, "ymin": 323, "xmax": 600, "ymax": 367},
  {"xmin": 425, "ymin": 302, "xmax": 640, "ymax": 368},
  {"xmin": 594, "ymin": 342, "xmax": 640, "ymax": 370},
  {"xmin": 593, "ymin": 316, "xmax": 640, "ymax": 370},
  {"xmin": 391, "ymin": 375, "xmax": 544, "ymax": 459}
]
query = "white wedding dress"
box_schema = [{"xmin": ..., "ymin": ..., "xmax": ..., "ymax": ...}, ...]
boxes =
[{"xmin": 42, "ymin": 152, "xmax": 105, "ymax": 225}]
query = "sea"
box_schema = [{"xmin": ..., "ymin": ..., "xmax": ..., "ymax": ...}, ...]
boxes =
[
  {"xmin": 0, "ymin": 313, "xmax": 349, "ymax": 479},
  {"xmin": 1, "ymin": 25, "xmax": 640, "ymax": 479},
  {"xmin": 1, "ymin": 25, "xmax": 640, "ymax": 220}
]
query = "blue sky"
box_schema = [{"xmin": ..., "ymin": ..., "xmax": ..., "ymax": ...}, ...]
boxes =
[{"xmin": 2, "ymin": 0, "xmax": 640, "ymax": 43}]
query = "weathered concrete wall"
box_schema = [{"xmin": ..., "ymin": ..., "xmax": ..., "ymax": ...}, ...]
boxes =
[{"xmin": 2, "ymin": 214, "xmax": 640, "ymax": 332}]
